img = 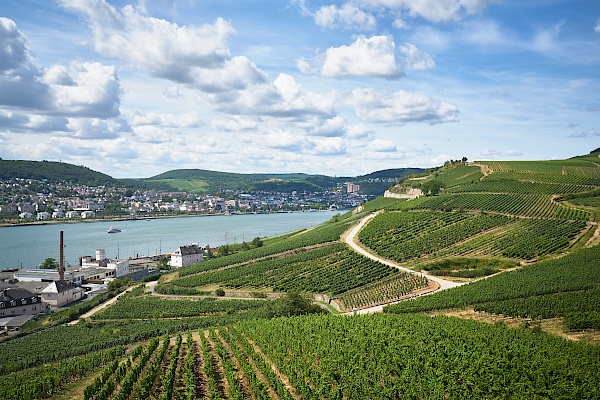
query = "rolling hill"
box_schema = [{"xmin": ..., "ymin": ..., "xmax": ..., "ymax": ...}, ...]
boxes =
[
  {"xmin": 0, "ymin": 158, "xmax": 424, "ymax": 195},
  {"xmin": 1, "ymin": 152, "xmax": 599, "ymax": 399},
  {"xmin": 0, "ymin": 159, "xmax": 117, "ymax": 186},
  {"xmin": 145, "ymin": 167, "xmax": 425, "ymax": 195}
]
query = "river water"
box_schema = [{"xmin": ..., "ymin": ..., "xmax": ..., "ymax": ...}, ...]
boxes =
[{"xmin": 0, "ymin": 211, "xmax": 339, "ymax": 270}]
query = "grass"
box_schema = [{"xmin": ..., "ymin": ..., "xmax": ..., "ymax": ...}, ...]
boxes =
[{"xmin": 150, "ymin": 178, "xmax": 209, "ymax": 193}]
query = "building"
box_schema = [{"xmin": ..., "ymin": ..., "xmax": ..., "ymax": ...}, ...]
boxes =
[
  {"xmin": 107, "ymin": 259, "xmax": 129, "ymax": 278},
  {"xmin": 40, "ymin": 281, "xmax": 84, "ymax": 308},
  {"xmin": 81, "ymin": 210, "xmax": 96, "ymax": 218},
  {"xmin": 0, "ymin": 204, "xmax": 17, "ymax": 213},
  {"xmin": 0, "ymin": 285, "xmax": 48, "ymax": 317},
  {"xmin": 170, "ymin": 244, "xmax": 204, "ymax": 268},
  {"xmin": 14, "ymin": 269, "xmax": 84, "ymax": 285},
  {"xmin": 65, "ymin": 211, "xmax": 80, "ymax": 219},
  {"xmin": 36, "ymin": 211, "xmax": 51, "ymax": 220},
  {"xmin": 346, "ymin": 182, "xmax": 361, "ymax": 193}
]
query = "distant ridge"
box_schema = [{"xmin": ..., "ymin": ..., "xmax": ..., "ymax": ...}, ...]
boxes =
[
  {"xmin": 147, "ymin": 168, "xmax": 425, "ymax": 194},
  {"xmin": 0, "ymin": 159, "xmax": 116, "ymax": 186},
  {"xmin": 0, "ymin": 159, "xmax": 424, "ymax": 195}
]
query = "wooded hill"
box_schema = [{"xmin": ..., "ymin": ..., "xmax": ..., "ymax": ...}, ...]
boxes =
[
  {"xmin": 146, "ymin": 167, "xmax": 425, "ymax": 195},
  {"xmin": 0, "ymin": 159, "xmax": 117, "ymax": 186},
  {"xmin": 0, "ymin": 158, "xmax": 424, "ymax": 195}
]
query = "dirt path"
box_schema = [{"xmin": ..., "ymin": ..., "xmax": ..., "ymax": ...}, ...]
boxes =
[
  {"xmin": 471, "ymin": 163, "xmax": 492, "ymax": 180},
  {"xmin": 68, "ymin": 281, "xmax": 156, "ymax": 325},
  {"xmin": 343, "ymin": 212, "xmax": 466, "ymax": 314}
]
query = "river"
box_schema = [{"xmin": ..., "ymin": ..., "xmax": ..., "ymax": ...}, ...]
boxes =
[{"xmin": 0, "ymin": 211, "xmax": 339, "ymax": 270}]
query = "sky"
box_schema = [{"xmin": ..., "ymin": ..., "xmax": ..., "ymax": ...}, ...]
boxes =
[{"xmin": 0, "ymin": 0, "xmax": 599, "ymax": 178}]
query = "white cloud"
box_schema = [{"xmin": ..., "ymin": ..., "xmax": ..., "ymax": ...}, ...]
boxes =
[
  {"xmin": 321, "ymin": 35, "xmax": 403, "ymax": 78},
  {"xmin": 314, "ymin": 4, "xmax": 376, "ymax": 30},
  {"xmin": 355, "ymin": 0, "xmax": 497, "ymax": 23},
  {"xmin": 65, "ymin": 117, "xmax": 129, "ymax": 140},
  {"xmin": 399, "ymin": 43, "xmax": 435, "ymax": 71},
  {"xmin": 347, "ymin": 124, "xmax": 372, "ymax": 139},
  {"xmin": 131, "ymin": 125, "xmax": 171, "ymax": 143},
  {"xmin": 163, "ymin": 85, "xmax": 181, "ymax": 99},
  {"xmin": 429, "ymin": 154, "xmax": 452, "ymax": 165},
  {"xmin": 127, "ymin": 111, "xmax": 201, "ymax": 128},
  {"xmin": 311, "ymin": 137, "xmax": 347, "ymax": 155},
  {"xmin": 568, "ymin": 129, "xmax": 600, "ymax": 138},
  {"xmin": 296, "ymin": 57, "xmax": 315, "ymax": 74},
  {"xmin": 210, "ymin": 116, "xmax": 258, "ymax": 132},
  {"xmin": 60, "ymin": 1, "xmax": 268, "ymax": 92},
  {"xmin": 392, "ymin": 18, "xmax": 408, "ymax": 29},
  {"xmin": 347, "ymin": 88, "xmax": 459, "ymax": 125},
  {"xmin": 44, "ymin": 61, "xmax": 121, "ymax": 118},
  {"xmin": 530, "ymin": 21, "xmax": 564, "ymax": 55},
  {"xmin": 262, "ymin": 129, "xmax": 308, "ymax": 151},
  {"xmin": 369, "ymin": 139, "xmax": 397, "ymax": 152},
  {"xmin": 0, "ymin": 16, "xmax": 123, "ymax": 143},
  {"xmin": 481, "ymin": 149, "xmax": 524, "ymax": 156},
  {"xmin": 309, "ymin": 116, "xmax": 347, "ymax": 137},
  {"xmin": 596, "ymin": 19, "xmax": 600, "ymax": 33},
  {"xmin": 0, "ymin": 18, "xmax": 54, "ymax": 110}
]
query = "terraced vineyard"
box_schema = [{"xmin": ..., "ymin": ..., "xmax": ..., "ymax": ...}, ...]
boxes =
[
  {"xmin": 2, "ymin": 153, "xmax": 600, "ymax": 399},
  {"xmin": 168, "ymin": 243, "xmax": 403, "ymax": 296},
  {"xmin": 385, "ymin": 245, "xmax": 600, "ymax": 320}
]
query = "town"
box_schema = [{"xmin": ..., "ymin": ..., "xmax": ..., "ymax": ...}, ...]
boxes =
[{"xmin": 0, "ymin": 178, "xmax": 373, "ymax": 223}]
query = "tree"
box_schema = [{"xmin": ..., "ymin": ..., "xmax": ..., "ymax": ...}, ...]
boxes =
[
  {"xmin": 421, "ymin": 179, "xmax": 445, "ymax": 196},
  {"xmin": 39, "ymin": 257, "xmax": 58, "ymax": 269},
  {"xmin": 262, "ymin": 292, "xmax": 325, "ymax": 318},
  {"xmin": 156, "ymin": 256, "xmax": 169, "ymax": 270},
  {"xmin": 217, "ymin": 244, "xmax": 230, "ymax": 257},
  {"xmin": 205, "ymin": 245, "xmax": 213, "ymax": 259},
  {"xmin": 251, "ymin": 237, "xmax": 263, "ymax": 248}
]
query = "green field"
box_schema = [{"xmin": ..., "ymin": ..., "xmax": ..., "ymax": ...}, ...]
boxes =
[{"xmin": 2, "ymin": 152, "xmax": 600, "ymax": 399}]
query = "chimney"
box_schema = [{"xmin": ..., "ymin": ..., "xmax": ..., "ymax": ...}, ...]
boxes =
[{"xmin": 59, "ymin": 230, "xmax": 65, "ymax": 281}]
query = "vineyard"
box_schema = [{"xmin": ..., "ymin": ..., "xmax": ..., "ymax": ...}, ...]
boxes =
[
  {"xmin": 23, "ymin": 315, "xmax": 595, "ymax": 400},
  {"xmin": 167, "ymin": 243, "xmax": 404, "ymax": 296},
  {"xmin": 387, "ymin": 192, "xmax": 590, "ymax": 219},
  {"xmin": 384, "ymin": 244, "xmax": 600, "ymax": 326},
  {"xmin": 358, "ymin": 211, "xmax": 515, "ymax": 263},
  {"xmin": 1, "ymin": 153, "xmax": 599, "ymax": 399}
]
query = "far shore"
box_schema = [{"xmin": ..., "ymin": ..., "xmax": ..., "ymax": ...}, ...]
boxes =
[{"xmin": 0, "ymin": 209, "xmax": 339, "ymax": 229}]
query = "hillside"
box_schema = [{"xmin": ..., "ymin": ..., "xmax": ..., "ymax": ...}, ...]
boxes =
[
  {"xmin": 0, "ymin": 159, "xmax": 423, "ymax": 196},
  {"xmin": 2, "ymin": 154, "xmax": 599, "ymax": 399},
  {"xmin": 0, "ymin": 159, "xmax": 117, "ymax": 186},
  {"xmin": 146, "ymin": 167, "xmax": 424, "ymax": 195}
]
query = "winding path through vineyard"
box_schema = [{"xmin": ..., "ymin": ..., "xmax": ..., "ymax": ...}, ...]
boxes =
[{"xmin": 344, "ymin": 212, "xmax": 465, "ymax": 314}]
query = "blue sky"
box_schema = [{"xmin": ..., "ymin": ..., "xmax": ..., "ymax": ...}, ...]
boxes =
[{"xmin": 0, "ymin": 0, "xmax": 599, "ymax": 178}]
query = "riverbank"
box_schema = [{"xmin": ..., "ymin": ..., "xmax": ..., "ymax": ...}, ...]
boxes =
[{"xmin": 0, "ymin": 209, "xmax": 338, "ymax": 228}]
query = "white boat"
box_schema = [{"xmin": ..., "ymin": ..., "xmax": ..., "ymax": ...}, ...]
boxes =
[{"xmin": 107, "ymin": 226, "xmax": 121, "ymax": 233}]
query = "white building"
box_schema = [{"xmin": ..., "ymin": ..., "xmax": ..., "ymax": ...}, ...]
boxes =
[
  {"xmin": 170, "ymin": 245, "xmax": 203, "ymax": 268},
  {"xmin": 65, "ymin": 211, "xmax": 80, "ymax": 219},
  {"xmin": 40, "ymin": 281, "xmax": 84, "ymax": 308},
  {"xmin": 107, "ymin": 259, "xmax": 129, "ymax": 278},
  {"xmin": 36, "ymin": 211, "xmax": 51, "ymax": 220},
  {"xmin": 81, "ymin": 210, "xmax": 96, "ymax": 218},
  {"xmin": 14, "ymin": 269, "xmax": 85, "ymax": 285}
]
